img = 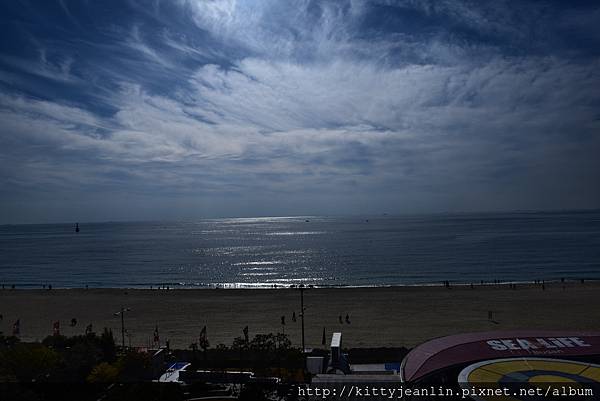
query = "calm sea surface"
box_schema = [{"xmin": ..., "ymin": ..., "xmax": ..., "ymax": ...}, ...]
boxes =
[{"xmin": 1, "ymin": 211, "xmax": 599, "ymax": 288}]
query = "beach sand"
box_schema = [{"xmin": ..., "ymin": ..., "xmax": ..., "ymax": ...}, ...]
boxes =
[{"xmin": 1, "ymin": 282, "xmax": 599, "ymax": 349}]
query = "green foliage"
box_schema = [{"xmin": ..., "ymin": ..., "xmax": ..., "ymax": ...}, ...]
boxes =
[
  {"xmin": 0, "ymin": 335, "xmax": 20, "ymax": 348},
  {"xmin": 62, "ymin": 341, "xmax": 103, "ymax": 382},
  {"xmin": 115, "ymin": 351, "xmax": 152, "ymax": 382},
  {"xmin": 100, "ymin": 328, "xmax": 117, "ymax": 362},
  {"xmin": 87, "ymin": 362, "xmax": 119, "ymax": 383},
  {"xmin": 0, "ymin": 328, "xmax": 118, "ymax": 384},
  {"xmin": 40, "ymin": 330, "xmax": 116, "ymax": 382},
  {"xmin": 188, "ymin": 332, "xmax": 302, "ymax": 373},
  {"xmin": 249, "ymin": 332, "xmax": 291, "ymax": 352},
  {"xmin": 0, "ymin": 343, "xmax": 60, "ymax": 382},
  {"xmin": 41, "ymin": 334, "xmax": 69, "ymax": 349},
  {"xmin": 231, "ymin": 336, "xmax": 247, "ymax": 350},
  {"xmin": 88, "ymin": 350, "xmax": 154, "ymax": 383},
  {"xmin": 231, "ymin": 332, "xmax": 292, "ymax": 352}
]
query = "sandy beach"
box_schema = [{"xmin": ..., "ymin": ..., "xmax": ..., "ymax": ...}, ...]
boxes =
[{"xmin": 1, "ymin": 282, "xmax": 600, "ymax": 350}]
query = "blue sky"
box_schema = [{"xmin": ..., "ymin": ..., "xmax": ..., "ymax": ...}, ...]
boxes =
[{"xmin": 1, "ymin": 0, "xmax": 599, "ymax": 223}]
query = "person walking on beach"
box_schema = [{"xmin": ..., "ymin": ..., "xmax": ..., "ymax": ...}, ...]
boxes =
[
  {"xmin": 338, "ymin": 315, "xmax": 343, "ymax": 324},
  {"xmin": 345, "ymin": 314, "xmax": 351, "ymax": 324}
]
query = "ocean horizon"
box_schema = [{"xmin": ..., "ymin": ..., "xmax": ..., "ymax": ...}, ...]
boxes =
[{"xmin": 1, "ymin": 210, "xmax": 599, "ymax": 289}]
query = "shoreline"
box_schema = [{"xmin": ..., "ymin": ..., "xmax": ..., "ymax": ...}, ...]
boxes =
[
  {"xmin": 2, "ymin": 277, "xmax": 595, "ymax": 291},
  {"xmin": 2, "ymin": 282, "xmax": 600, "ymax": 350}
]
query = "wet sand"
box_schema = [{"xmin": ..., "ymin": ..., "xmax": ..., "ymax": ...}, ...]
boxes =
[{"xmin": 1, "ymin": 282, "xmax": 599, "ymax": 349}]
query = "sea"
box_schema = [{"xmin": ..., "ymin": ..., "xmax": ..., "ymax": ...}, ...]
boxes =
[{"xmin": 1, "ymin": 211, "xmax": 599, "ymax": 289}]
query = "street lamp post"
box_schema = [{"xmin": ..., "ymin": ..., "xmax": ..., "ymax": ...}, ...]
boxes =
[
  {"xmin": 114, "ymin": 307, "xmax": 131, "ymax": 349},
  {"xmin": 299, "ymin": 284, "xmax": 305, "ymax": 353}
]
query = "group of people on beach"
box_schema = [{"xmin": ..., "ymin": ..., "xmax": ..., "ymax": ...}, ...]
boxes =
[
  {"xmin": 441, "ymin": 277, "xmax": 588, "ymax": 290},
  {"xmin": 338, "ymin": 314, "xmax": 351, "ymax": 324},
  {"xmin": 281, "ymin": 312, "xmax": 351, "ymax": 325}
]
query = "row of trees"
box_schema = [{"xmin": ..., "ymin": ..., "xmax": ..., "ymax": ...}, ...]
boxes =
[
  {"xmin": 182, "ymin": 332, "xmax": 303, "ymax": 381},
  {"xmin": 1, "ymin": 330, "xmax": 303, "ymax": 383},
  {"xmin": 0, "ymin": 331, "xmax": 308, "ymax": 400},
  {"xmin": 0, "ymin": 329, "xmax": 152, "ymax": 383}
]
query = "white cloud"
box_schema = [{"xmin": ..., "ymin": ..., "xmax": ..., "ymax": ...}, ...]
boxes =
[
  {"xmin": 3, "ymin": 54, "xmax": 598, "ymax": 193},
  {"xmin": 1, "ymin": 0, "xmax": 599, "ymax": 221}
]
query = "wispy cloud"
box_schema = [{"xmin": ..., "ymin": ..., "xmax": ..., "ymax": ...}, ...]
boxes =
[{"xmin": 0, "ymin": 0, "xmax": 599, "ymax": 222}]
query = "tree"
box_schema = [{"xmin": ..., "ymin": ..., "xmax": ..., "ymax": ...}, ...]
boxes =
[
  {"xmin": 0, "ymin": 343, "xmax": 60, "ymax": 382},
  {"xmin": 231, "ymin": 336, "xmax": 247, "ymax": 351},
  {"xmin": 87, "ymin": 362, "xmax": 119, "ymax": 383},
  {"xmin": 0, "ymin": 335, "xmax": 20, "ymax": 348},
  {"xmin": 116, "ymin": 351, "xmax": 152, "ymax": 382},
  {"xmin": 100, "ymin": 328, "xmax": 117, "ymax": 362}
]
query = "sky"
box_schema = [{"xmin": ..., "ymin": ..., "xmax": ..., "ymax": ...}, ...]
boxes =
[{"xmin": 0, "ymin": 0, "xmax": 599, "ymax": 223}]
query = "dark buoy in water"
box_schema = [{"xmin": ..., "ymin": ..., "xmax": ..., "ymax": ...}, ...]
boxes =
[{"xmin": 75, "ymin": 222, "xmax": 80, "ymax": 233}]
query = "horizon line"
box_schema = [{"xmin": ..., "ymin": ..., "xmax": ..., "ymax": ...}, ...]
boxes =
[{"xmin": 2, "ymin": 207, "xmax": 599, "ymax": 227}]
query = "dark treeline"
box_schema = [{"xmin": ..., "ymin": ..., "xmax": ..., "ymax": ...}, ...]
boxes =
[{"xmin": 0, "ymin": 330, "xmax": 306, "ymax": 400}]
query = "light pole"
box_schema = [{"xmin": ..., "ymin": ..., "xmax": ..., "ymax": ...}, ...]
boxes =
[
  {"xmin": 299, "ymin": 284, "xmax": 306, "ymax": 353},
  {"xmin": 114, "ymin": 307, "xmax": 131, "ymax": 349}
]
